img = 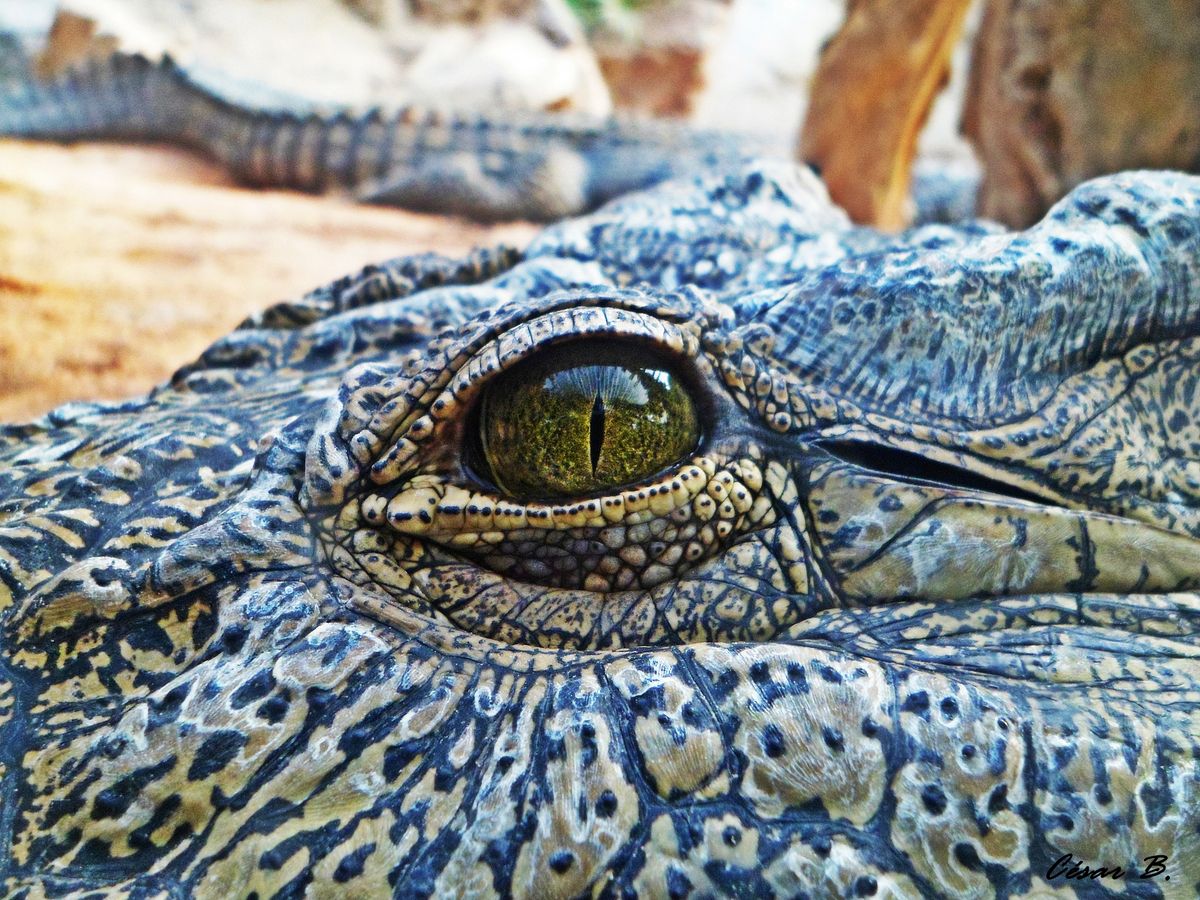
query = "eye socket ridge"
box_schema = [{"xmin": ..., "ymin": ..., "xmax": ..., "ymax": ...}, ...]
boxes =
[{"xmin": 466, "ymin": 337, "xmax": 707, "ymax": 501}]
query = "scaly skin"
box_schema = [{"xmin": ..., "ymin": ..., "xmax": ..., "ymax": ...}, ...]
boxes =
[
  {"xmin": 0, "ymin": 52, "xmax": 774, "ymax": 221},
  {"xmin": 2, "ymin": 163, "xmax": 1200, "ymax": 897}
]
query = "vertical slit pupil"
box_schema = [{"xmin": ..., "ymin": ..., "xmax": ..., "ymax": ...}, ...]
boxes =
[{"xmin": 589, "ymin": 393, "xmax": 605, "ymax": 474}]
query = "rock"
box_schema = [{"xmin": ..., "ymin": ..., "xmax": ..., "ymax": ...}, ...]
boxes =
[
  {"xmin": 596, "ymin": 46, "xmax": 705, "ymax": 118},
  {"xmin": 38, "ymin": 0, "xmax": 405, "ymax": 105},
  {"xmin": 690, "ymin": 0, "xmax": 842, "ymax": 136},
  {"xmin": 395, "ymin": 0, "xmax": 610, "ymax": 114},
  {"xmin": 963, "ymin": 0, "xmax": 1200, "ymax": 228},
  {"xmin": 590, "ymin": 0, "xmax": 731, "ymax": 118},
  {"xmin": 0, "ymin": 139, "xmax": 536, "ymax": 422},
  {"xmin": 31, "ymin": 0, "xmax": 609, "ymax": 114},
  {"xmin": 797, "ymin": 0, "xmax": 973, "ymax": 230}
]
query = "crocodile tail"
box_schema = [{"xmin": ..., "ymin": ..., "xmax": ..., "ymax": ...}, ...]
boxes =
[
  {"xmin": 0, "ymin": 52, "xmax": 199, "ymax": 143},
  {"xmin": 0, "ymin": 51, "xmax": 489, "ymax": 197},
  {"xmin": 0, "ymin": 50, "xmax": 730, "ymax": 215},
  {"xmin": 0, "ymin": 51, "xmax": 354, "ymax": 192}
]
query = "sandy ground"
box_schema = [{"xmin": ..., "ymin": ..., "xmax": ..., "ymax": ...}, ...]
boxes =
[{"xmin": 0, "ymin": 138, "xmax": 537, "ymax": 422}]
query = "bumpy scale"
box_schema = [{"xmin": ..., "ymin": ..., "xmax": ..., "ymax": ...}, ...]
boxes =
[
  {"xmin": 1, "ymin": 163, "xmax": 1199, "ymax": 898},
  {"xmin": 0, "ymin": 53, "xmax": 773, "ymax": 222}
]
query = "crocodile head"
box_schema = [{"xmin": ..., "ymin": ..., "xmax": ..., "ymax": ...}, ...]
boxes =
[{"xmin": 2, "ymin": 164, "xmax": 1199, "ymax": 897}]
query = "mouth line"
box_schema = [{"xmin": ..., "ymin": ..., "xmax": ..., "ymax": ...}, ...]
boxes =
[{"xmin": 814, "ymin": 439, "xmax": 1055, "ymax": 507}]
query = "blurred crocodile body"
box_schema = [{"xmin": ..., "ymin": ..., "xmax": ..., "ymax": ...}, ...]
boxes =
[
  {"xmin": 1, "ymin": 161, "xmax": 1199, "ymax": 896},
  {"xmin": 0, "ymin": 52, "xmax": 781, "ymax": 221},
  {"xmin": 0, "ymin": 51, "xmax": 980, "ymax": 224}
]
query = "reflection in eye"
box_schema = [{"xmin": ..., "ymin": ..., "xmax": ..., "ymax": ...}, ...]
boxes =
[{"xmin": 479, "ymin": 341, "xmax": 699, "ymax": 499}]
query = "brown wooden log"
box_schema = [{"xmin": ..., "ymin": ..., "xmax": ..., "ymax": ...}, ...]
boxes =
[{"xmin": 798, "ymin": 0, "xmax": 972, "ymax": 230}]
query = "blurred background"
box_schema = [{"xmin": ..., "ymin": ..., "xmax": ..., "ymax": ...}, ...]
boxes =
[{"xmin": 1, "ymin": 0, "xmax": 1198, "ymax": 420}]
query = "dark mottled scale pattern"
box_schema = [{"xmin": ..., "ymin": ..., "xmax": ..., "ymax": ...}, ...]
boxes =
[{"xmin": 0, "ymin": 74, "xmax": 1199, "ymax": 899}]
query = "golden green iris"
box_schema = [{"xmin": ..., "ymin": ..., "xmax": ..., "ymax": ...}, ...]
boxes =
[{"xmin": 479, "ymin": 341, "xmax": 699, "ymax": 499}]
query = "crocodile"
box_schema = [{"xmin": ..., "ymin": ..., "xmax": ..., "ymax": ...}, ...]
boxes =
[
  {"xmin": 0, "ymin": 50, "xmax": 980, "ymax": 225},
  {"xmin": 0, "ymin": 50, "xmax": 780, "ymax": 221},
  {"xmin": 1, "ymin": 160, "xmax": 1199, "ymax": 897}
]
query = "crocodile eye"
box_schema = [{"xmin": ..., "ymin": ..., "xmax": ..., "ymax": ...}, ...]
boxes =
[{"xmin": 478, "ymin": 341, "xmax": 699, "ymax": 499}]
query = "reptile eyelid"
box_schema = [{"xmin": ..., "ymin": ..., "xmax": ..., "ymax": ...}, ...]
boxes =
[{"xmin": 364, "ymin": 305, "xmax": 709, "ymax": 488}]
